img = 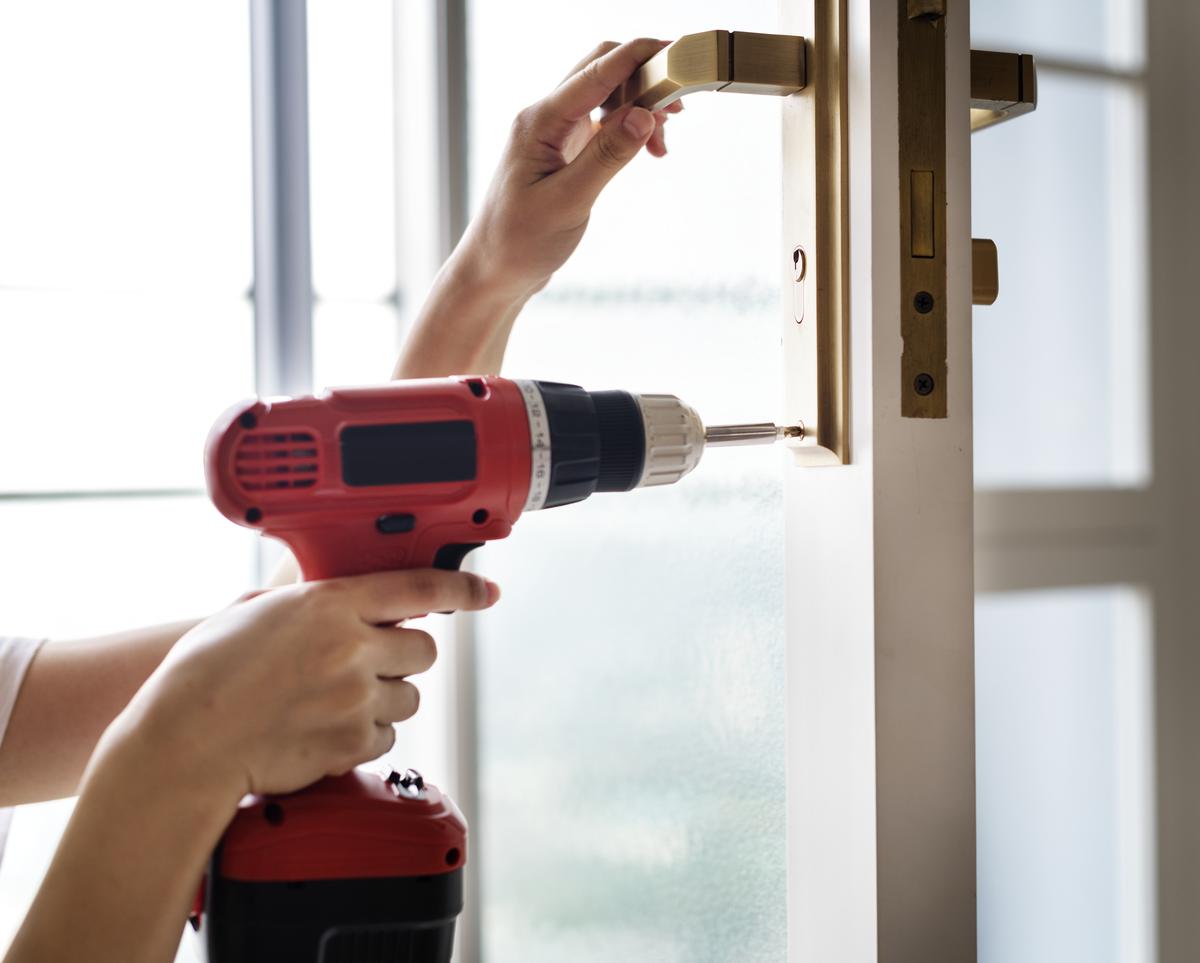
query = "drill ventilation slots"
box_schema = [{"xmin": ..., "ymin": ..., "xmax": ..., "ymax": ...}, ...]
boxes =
[{"xmin": 234, "ymin": 431, "xmax": 319, "ymax": 492}]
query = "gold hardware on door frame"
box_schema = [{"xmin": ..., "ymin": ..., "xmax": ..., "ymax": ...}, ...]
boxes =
[
  {"xmin": 899, "ymin": 1, "xmax": 949, "ymax": 418},
  {"xmin": 898, "ymin": 26, "xmax": 1035, "ymax": 415},
  {"xmin": 618, "ymin": 30, "xmax": 806, "ymax": 110}
]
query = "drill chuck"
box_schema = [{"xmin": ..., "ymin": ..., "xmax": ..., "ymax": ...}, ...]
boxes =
[
  {"xmin": 515, "ymin": 381, "xmax": 707, "ymax": 511},
  {"xmin": 635, "ymin": 394, "xmax": 707, "ymax": 488},
  {"xmin": 514, "ymin": 381, "xmax": 801, "ymax": 511}
]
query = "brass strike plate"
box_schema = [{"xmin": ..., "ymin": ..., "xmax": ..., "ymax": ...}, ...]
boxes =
[
  {"xmin": 898, "ymin": 1, "xmax": 948, "ymax": 418},
  {"xmin": 619, "ymin": 30, "xmax": 806, "ymax": 110}
]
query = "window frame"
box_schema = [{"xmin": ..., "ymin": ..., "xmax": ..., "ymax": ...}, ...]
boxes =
[{"xmin": 973, "ymin": 2, "xmax": 1200, "ymax": 959}]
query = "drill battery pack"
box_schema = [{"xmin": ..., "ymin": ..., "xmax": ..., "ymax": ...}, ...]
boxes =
[{"xmin": 193, "ymin": 769, "xmax": 467, "ymax": 963}]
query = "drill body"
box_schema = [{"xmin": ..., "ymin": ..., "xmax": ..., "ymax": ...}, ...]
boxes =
[
  {"xmin": 205, "ymin": 376, "xmax": 704, "ymax": 579},
  {"xmin": 196, "ymin": 376, "xmax": 707, "ymax": 962}
]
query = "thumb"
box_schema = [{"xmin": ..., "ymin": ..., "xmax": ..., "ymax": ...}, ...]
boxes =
[{"xmin": 554, "ymin": 105, "xmax": 655, "ymax": 211}]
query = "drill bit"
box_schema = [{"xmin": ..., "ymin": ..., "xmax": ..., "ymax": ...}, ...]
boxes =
[{"xmin": 704, "ymin": 422, "xmax": 805, "ymax": 447}]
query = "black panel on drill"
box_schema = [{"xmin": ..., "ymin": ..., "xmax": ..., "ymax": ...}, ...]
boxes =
[
  {"xmin": 340, "ymin": 421, "xmax": 476, "ymax": 487},
  {"xmin": 590, "ymin": 390, "xmax": 646, "ymax": 492},
  {"xmin": 204, "ymin": 867, "xmax": 463, "ymax": 963}
]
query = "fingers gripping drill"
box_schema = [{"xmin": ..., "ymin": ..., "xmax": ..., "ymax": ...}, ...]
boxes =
[{"xmin": 194, "ymin": 376, "xmax": 800, "ymax": 962}]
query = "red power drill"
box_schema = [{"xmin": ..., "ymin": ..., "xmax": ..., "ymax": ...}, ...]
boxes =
[{"xmin": 195, "ymin": 375, "xmax": 798, "ymax": 961}]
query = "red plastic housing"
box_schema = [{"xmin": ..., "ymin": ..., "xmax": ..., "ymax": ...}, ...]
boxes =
[
  {"xmin": 204, "ymin": 376, "xmax": 533, "ymax": 579},
  {"xmin": 197, "ymin": 376, "xmax": 530, "ymax": 905},
  {"xmin": 217, "ymin": 771, "xmax": 467, "ymax": 882}
]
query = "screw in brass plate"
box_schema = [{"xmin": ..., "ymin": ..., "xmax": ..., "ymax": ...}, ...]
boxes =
[{"xmin": 914, "ymin": 373, "xmax": 936, "ymax": 396}]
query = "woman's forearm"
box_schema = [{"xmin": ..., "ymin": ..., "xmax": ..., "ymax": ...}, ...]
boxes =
[
  {"xmin": 4, "ymin": 724, "xmax": 238, "ymax": 963},
  {"xmin": 0, "ymin": 619, "xmax": 198, "ymax": 806},
  {"xmin": 392, "ymin": 242, "xmax": 534, "ymax": 380}
]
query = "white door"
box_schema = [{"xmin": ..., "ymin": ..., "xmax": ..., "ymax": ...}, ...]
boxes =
[{"xmin": 462, "ymin": 5, "xmax": 791, "ymax": 961}]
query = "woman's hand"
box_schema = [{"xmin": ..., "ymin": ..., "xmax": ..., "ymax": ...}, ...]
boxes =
[
  {"xmin": 95, "ymin": 568, "xmax": 500, "ymax": 804},
  {"xmin": 463, "ymin": 37, "xmax": 681, "ymax": 298},
  {"xmin": 393, "ymin": 37, "xmax": 681, "ymax": 380}
]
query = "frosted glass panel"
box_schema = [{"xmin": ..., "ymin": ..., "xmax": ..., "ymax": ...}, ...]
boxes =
[
  {"xmin": 0, "ymin": 496, "xmax": 257, "ymax": 639},
  {"xmin": 973, "ymin": 0, "xmax": 1144, "ymax": 71},
  {"xmin": 505, "ymin": 293, "xmax": 777, "ymax": 421},
  {"xmin": 469, "ymin": 2, "xmax": 782, "ymax": 293},
  {"xmin": 468, "ymin": 1, "xmax": 785, "ymax": 950},
  {"xmin": 976, "ymin": 586, "xmax": 1154, "ymax": 963},
  {"xmin": 0, "ymin": 291, "xmax": 253, "ymax": 492},
  {"xmin": 313, "ymin": 301, "xmax": 400, "ymax": 390},
  {"xmin": 308, "ymin": 0, "xmax": 397, "ymax": 302},
  {"xmin": 475, "ymin": 301, "xmax": 785, "ymax": 962},
  {"xmin": 0, "ymin": 2, "xmax": 252, "ymax": 293},
  {"xmin": 972, "ymin": 73, "xmax": 1147, "ymax": 488},
  {"xmin": 476, "ymin": 457, "xmax": 784, "ymax": 963}
]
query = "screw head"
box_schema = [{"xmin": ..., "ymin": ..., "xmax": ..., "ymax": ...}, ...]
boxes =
[
  {"xmin": 914, "ymin": 291, "xmax": 934, "ymax": 314},
  {"xmin": 914, "ymin": 373, "xmax": 936, "ymax": 396}
]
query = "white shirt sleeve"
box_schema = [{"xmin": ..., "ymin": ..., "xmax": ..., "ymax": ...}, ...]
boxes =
[{"xmin": 0, "ymin": 636, "xmax": 47, "ymax": 867}]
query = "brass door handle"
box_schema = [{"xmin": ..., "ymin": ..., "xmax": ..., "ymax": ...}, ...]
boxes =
[
  {"xmin": 970, "ymin": 50, "xmax": 1037, "ymax": 132},
  {"xmin": 623, "ymin": 34, "xmax": 1035, "ymax": 131},
  {"xmin": 619, "ymin": 30, "xmax": 806, "ymax": 111}
]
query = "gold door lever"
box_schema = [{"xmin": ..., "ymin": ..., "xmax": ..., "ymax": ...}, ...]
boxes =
[
  {"xmin": 619, "ymin": 30, "xmax": 806, "ymax": 111},
  {"xmin": 970, "ymin": 50, "xmax": 1037, "ymax": 132}
]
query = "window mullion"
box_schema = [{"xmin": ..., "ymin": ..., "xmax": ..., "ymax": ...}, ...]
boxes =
[
  {"xmin": 429, "ymin": 3, "xmax": 480, "ymax": 961},
  {"xmin": 249, "ymin": 0, "xmax": 314, "ymax": 398},
  {"xmin": 435, "ymin": 0, "xmax": 470, "ymax": 259}
]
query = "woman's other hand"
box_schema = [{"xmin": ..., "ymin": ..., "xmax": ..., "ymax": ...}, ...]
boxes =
[
  {"xmin": 463, "ymin": 37, "xmax": 682, "ymax": 299},
  {"xmin": 394, "ymin": 37, "xmax": 681, "ymax": 379}
]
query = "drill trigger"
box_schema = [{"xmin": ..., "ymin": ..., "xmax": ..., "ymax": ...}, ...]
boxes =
[{"xmin": 432, "ymin": 543, "xmax": 484, "ymax": 573}]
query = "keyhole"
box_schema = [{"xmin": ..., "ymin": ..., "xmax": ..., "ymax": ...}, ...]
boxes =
[
  {"xmin": 792, "ymin": 246, "xmax": 806, "ymax": 281},
  {"xmin": 792, "ymin": 246, "xmax": 807, "ymax": 324}
]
